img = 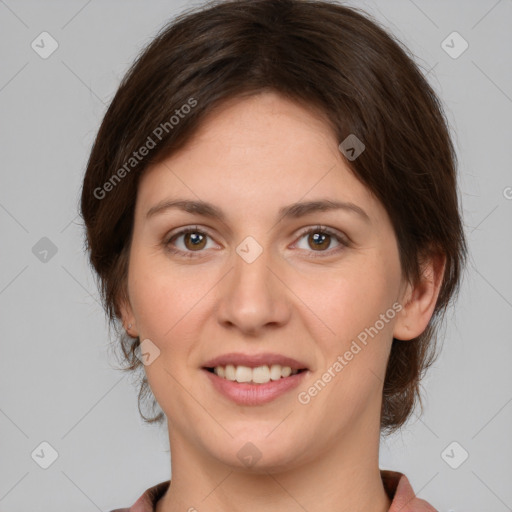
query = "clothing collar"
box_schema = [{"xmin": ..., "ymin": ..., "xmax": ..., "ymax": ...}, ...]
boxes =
[{"xmin": 122, "ymin": 469, "xmax": 437, "ymax": 512}]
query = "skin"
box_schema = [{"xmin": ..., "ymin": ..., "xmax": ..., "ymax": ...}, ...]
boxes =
[{"xmin": 120, "ymin": 91, "xmax": 445, "ymax": 512}]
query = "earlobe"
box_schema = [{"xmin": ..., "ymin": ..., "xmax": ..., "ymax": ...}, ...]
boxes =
[
  {"xmin": 393, "ymin": 252, "xmax": 446, "ymax": 341},
  {"xmin": 118, "ymin": 295, "xmax": 137, "ymax": 337}
]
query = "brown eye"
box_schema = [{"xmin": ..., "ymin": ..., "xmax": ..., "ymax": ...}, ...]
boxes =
[
  {"xmin": 165, "ymin": 226, "xmax": 214, "ymax": 257},
  {"xmin": 307, "ymin": 231, "xmax": 331, "ymax": 251},
  {"xmin": 182, "ymin": 231, "xmax": 207, "ymax": 251},
  {"xmin": 294, "ymin": 225, "xmax": 349, "ymax": 257}
]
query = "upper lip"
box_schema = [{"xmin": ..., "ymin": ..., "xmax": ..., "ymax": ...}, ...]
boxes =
[{"xmin": 202, "ymin": 352, "xmax": 309, "ymax": 370}]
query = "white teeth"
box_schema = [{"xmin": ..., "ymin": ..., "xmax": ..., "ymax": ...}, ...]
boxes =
[
  {"xmin": 235, "ymin": 365, "xmax": 252, "ymax": 383},
  {"xmin": 225, "ymin": 364, "xmax": 236, "ymax": 381},
  {"xmin": 269, "ymin": 364, "xmax": 282, "ymax": 380},
  {"xmin": 281, "ymin": 365, "xmax": 292, "ymax": 378},
  {"xmin": 252, "ymin": 365, "xmax": 270, "ymax": 383},
  {"xmin": 212, "ymin": 364, "xmax": 300, "ymax": 384}
]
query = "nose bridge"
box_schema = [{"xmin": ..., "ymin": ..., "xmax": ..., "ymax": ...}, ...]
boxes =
[
  {"xmin": 233, "ymin": 237, "xmax": 276, "ymax": 303},
  {"xmin": 216, "ymin": 235, "xmax": 290, "ymax": 332},
  {"xmin": 234, "ymin": 240, "xmax": 273, "ymax": 295}
]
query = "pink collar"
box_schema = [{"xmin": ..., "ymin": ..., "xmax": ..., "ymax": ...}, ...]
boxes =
[{"xmin": 116, "ymin": 469, "xmax": 437, "ymax": 512}]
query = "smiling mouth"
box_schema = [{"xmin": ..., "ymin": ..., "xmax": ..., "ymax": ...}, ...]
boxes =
[{"xmin": 203, "ymin": 364, "xmax": 307, "ymax": 385}]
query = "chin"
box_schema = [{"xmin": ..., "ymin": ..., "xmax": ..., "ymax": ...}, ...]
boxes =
[{"xmin": 206, "ymin": 432, "xmax": 310, "ymax": 474}]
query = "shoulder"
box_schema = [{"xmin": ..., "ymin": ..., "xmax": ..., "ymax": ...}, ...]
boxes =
[
  {"xmin": 109, "ymin": 480, "xmax": 171, "ymax": 512},
  {"xmin": 381, "ymin": 470, "xmax": 438, "ymax": 512}
]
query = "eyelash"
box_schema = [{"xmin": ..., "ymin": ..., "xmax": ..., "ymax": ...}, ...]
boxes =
[{"xmin": 164, "ymin": 225, "xmax": 350, "ymax": 260}]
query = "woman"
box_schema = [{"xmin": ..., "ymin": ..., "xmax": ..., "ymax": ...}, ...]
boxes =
[{"xmin": 80, "ymin": 1, "xmax": 467, "ymax": 510}]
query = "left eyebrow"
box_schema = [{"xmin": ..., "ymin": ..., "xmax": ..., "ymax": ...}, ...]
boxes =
[
  {"xmin": 146, "ymin": 198, "xmax": 371, "ymax": 224},
  {"xmin": 278, "ymin": 199, "xmax": 371, "ymax": 224}
]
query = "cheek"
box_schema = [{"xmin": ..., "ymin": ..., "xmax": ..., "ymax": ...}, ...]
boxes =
[
  {"xmin": 128, "ymin": 252, "xmax": 215, "ymax": 347},
  {"xmin": 293, "ymin": 254, "xmax": 399, "ymax": 345},
  {"xmin": 298, "ymin": 261, "xmax": 398, "ymax": 413},
  {"xmin": 127, "ymin": 259, "xmax": 213, "ymax": 408}
]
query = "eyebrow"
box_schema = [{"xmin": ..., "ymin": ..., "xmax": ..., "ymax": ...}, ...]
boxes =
[{"xmin": 146, "ymin": 198, "xmax": 371, "ymax": 224}]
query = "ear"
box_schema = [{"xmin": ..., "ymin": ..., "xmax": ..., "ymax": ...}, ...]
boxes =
[
  {"xmin": 117, "ymin": 288, "xmax": 138, "ymax": 338},
  {"xmin": 393, "ymin": 250, "xmax": 446, "ymax": 341}
]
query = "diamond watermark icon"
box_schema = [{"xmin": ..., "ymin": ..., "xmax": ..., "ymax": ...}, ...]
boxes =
[
  {"xmin": 237, "ymin": 442, "xmax": 262, "ymax": 467},
  {"xmin": 339, "ymin": 134, "xmax": 365, "ymax": 161},
  {"xmin": 441, "ymin": 441, "xmax": 469, "ymax": 469},
  {"xmin": 135, "ymin": 338, "xmax": 161, "ymax": 366},
  {"xmin": 441, "ymin": 31, "xmax": 468, "ymax": 59},
  {"xmin": 32, "ymin": 237, "xmax": 58, "ymax": 263},
  {"xmin": 31, "ymin": 31, "xmax": 59, "ymax": 59},
  {"xmin": 236, "ymin": 236, "xmax": 263, "ymax": 264},
  {"xmin": 31, "ymin": 441, "xmax": 59, "ymax": 469}
]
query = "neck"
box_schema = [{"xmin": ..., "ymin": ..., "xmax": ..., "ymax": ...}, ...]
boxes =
[{"xmin": 157, "ymin": 409, "xmax": 391, "ymax": 512}]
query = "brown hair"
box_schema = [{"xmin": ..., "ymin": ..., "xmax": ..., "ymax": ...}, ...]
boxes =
[{"xmin": 80, "ymin": 0, "xmax": 467, "ymax": 435}]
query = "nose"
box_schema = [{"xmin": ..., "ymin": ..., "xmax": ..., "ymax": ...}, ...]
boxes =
[{"xmin": 215, "ymin": 243, "xmax": 292, "ymax": 335}]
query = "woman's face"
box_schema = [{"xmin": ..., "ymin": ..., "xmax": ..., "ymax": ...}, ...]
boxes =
[{"xmin": 122, "ymin": 91, "xmax": 411, "ymax": 470}]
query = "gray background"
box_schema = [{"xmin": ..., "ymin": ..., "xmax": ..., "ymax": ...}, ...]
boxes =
[{"xmin": 1, "ymin": 0, "xmax": 511, "ymax": 510}]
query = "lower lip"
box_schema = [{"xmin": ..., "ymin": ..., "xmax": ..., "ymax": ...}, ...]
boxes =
[{"xmin": 202, "ymin": 369, "xmax": 309, "ymax": 405}]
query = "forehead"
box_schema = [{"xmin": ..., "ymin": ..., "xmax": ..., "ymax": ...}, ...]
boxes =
[{"xmin": 135, "ymin": 92, "xmax": 379, "ymax": 221}]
